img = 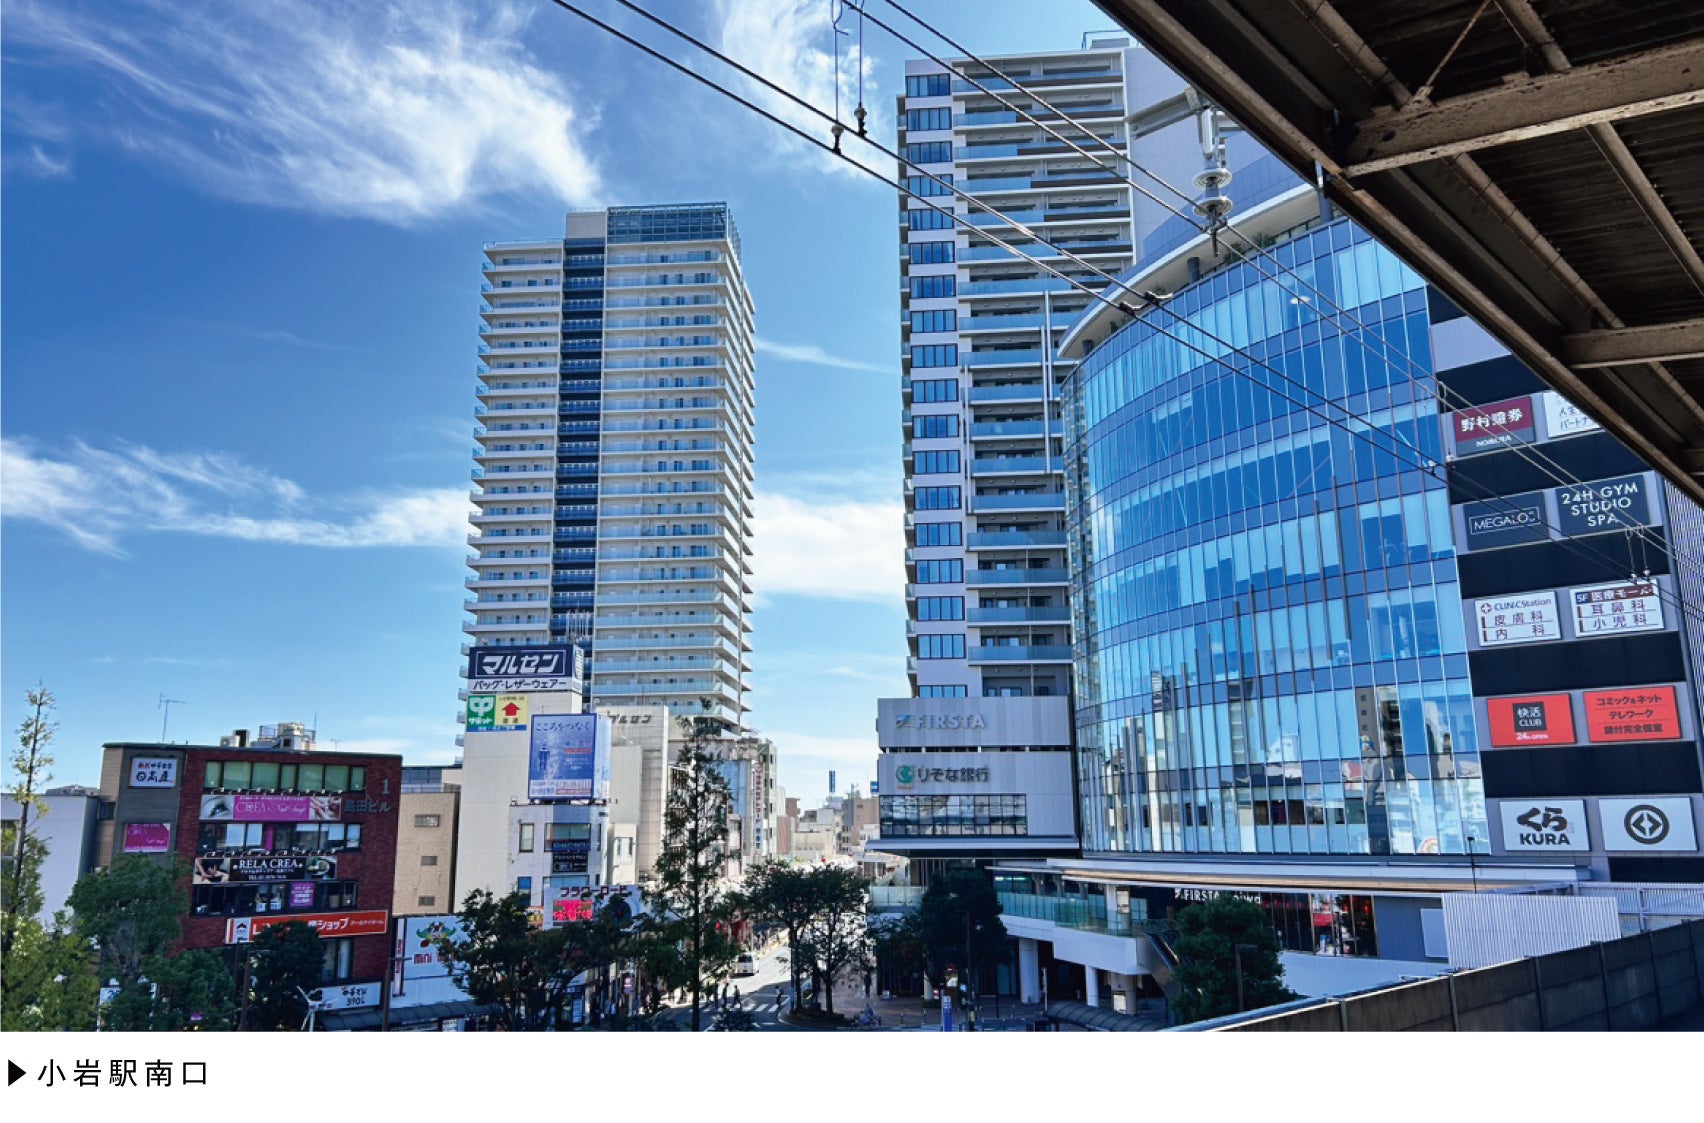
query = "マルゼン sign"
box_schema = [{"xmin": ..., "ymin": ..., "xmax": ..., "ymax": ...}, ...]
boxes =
[{"xmin": 466, "ymin": 645, "xmax": 573, "ymax": 679}]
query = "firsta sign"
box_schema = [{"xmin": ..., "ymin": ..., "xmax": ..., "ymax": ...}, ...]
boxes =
[{"xmin": 892, "ymin": 714, "xmax": 987, "ymax": 730}]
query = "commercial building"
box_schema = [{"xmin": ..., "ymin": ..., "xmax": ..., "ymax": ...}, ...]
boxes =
[
  {"xmin": 98, "ymin": 724, "xmax": 401, "ymax": 1005},
  {"xmin": 1, "ymin": 785, "xmax": 102, "ymax": 924},
  {"xmin": 394, "ymin": 764, "xmax": 461, "ymax": 915},
  {"xmin": 469, "ymin": 203, "xmax": 756, "ymax": 729}
]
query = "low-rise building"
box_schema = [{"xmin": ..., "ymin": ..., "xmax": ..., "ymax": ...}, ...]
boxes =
[
  {"xmin": 2, "ymin": 785, "xmax": 102, "ymax": 924},
  {"xmin": 395, "ymin": 765, "xmax": 461, "ymax": 915}
]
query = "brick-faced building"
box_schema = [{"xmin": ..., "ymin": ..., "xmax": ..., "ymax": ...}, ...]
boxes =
[{"xmin": 99, "ymin": 724, "xmax": 402, "ymax": 1002}]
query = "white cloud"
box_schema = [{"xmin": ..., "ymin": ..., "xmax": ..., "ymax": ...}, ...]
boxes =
[
  {"xmin": 713, "ymin": 0, "xmax": 887, "ymax": 175},
  {"xmin": 4, "ymin": 0, "xmax": 600, "ymax": 222},
  {"xmin": 6, "ymin": 143, "xmax": 73, "ymax": 179},
  {"xmin": 764, "ymin": 731, "xmax": 880, "ymax": 801},
  {"xmin": 0, "ymin": 437, "xmax": 471, "ymax": 555},
  {"xmin": 756, "ymin": 337, "xmax": 890, "ymax": 374},
  {"xmin": 750, "ymin": 490, "xmax": 904, "ymax": 603}
]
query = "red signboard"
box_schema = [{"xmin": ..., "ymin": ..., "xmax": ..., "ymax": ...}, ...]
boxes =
[
  {"xmin": 1487, "ymin": 694, "xmax": 1576, "ymax": 747},
  {"xmin": 552, "ymin": 898, "xmax": 593, "ymax": 923},
  {"xmin": 226, "ymin": 909, "xmax": 388, "ymax": 944},
  {"xmin": 1583, "ymin": 685, "xmax": 1682, "ymax": 743},
  {"xmin": 1453, "ymin": 395, "xmax": 1536, "ymax": 454}
]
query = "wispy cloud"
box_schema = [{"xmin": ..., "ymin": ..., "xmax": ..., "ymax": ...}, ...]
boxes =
[
  {"xmin": 5, "ymin": 143, "xmax": 73, "ymax": 179},
  {"xmin": 750, "ymin": 490, "xmax": 904, "ymax": 603},
  {"xmin": 0, "ymin": 437, "xmax": 471, "ymax": 556},
  {"xmin": 3, "ymin": 0, "xmax": 601, "ymax": 222},
  {"xmin": 713, "ymin": 0, "xmax": 886, "ymax": 176},
  {"xmin": 756, "ymin": 337, "xmax": 889, "ymax": 374}
]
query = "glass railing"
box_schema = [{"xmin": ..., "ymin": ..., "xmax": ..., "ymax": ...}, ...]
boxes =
[
  {"xmin": 969, "ymin": 493, "xmax": 1066, "ymax": 511},
  {"xmin": 965, "ymin": 567, "xmax": 1069, "ymax": 585},
  {"xmin": 963, "ymin": 314, "xmax": 1047, "ymax": 331},
  {"xmin": 966, "ymin": 605, "xmax": 1070, "ymax": 623},
  {"xmin": 970, "ymin": 456, "xmax": 1063, "ymax": 474},
  {"xmin": 968, "ymin": 644, "xmax": 1073, "ymax": 662},
  {"xmin": 965, "ymin": 530, "xmax": 1066, "ymax": 548},
  {"xmin": 959, "ymin": 278, "xmax": 1076, "ymax": 296},
  {"xmin": 967, "ymin": 383, "xmax": 1045, "ymax": 401}
]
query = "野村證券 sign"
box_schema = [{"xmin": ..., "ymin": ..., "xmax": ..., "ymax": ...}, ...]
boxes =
[{"xmin": 1452, "ymin": 395, "xmax": 1534, "ymax": 455}]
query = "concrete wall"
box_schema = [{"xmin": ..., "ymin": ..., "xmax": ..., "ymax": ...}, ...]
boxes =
[
  {"xmin": 1207, "ymin": 919, "xmax": 1704, "ymax": 1032},
  {"xmin": 393, "ymin": 789, "xmax": 459, "ymax": 914}
]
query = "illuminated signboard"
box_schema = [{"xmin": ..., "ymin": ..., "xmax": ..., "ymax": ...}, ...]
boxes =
[
  {"xmin": 1569, "ymin": 580, "xmax": 1664, "ymax": 638},
  {"xmin": 1487, "ymin": 694, "xmax": 1576, "ymax": 748},
  {"xmin": 1583, "ymin": 686, "xmax": 1681, "ymax": 743},
  {"xmin": 1473, "ymin": 591, "xmax": 1561, "ymax": 647}
]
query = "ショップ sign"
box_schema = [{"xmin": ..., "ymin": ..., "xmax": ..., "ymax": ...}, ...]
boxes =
[
  {"xmin": 1553, "ymin": 473, "xmax": 1652, "ymax": 538},
  {"xmin": 128, "ymin": 756, "xmax": 179, "ymax": 788},
  {"xmin": 1582, "ymin": 685, "xmax": 1681, "ymax": 743},
  {"xmin": 1569, "ymin": 580, "xmax": 1664, "ymax": 638},
  {"xmin": 1487, "ymin": 694, "xmax": 1576, "ymax": 747},
  {"xmin": 1452, "ymin": 395, "xmax": 1535, "ymax": 455},
  {"xmin": 1598, "ymin": 796, "xmax": 1698, "ymax": 852},
  {"xmin": 121, "ymin": 823, "xmax": 172, "ymax": 853},
  {"xmin": 1541, "ymin": 391, "xmax": 1602, "ymax": 440},
  {"xmin": 225, "ymin": 910, "xmax": 388, "ymax": 944},
  {"xmin": 1473, "ymin": 591, "xmax": 1561, "ymax": 647},
  {"xmin": 199, "ymin": 794, "xmax": 342, "ymax": 822},
  {"xmin": 1461, "ymin": 492, "xmax": 1549, "ymax": 551},
  {"xmin": 1497, "ymin": 800, "xmax": 1589, "ymax": 851}
]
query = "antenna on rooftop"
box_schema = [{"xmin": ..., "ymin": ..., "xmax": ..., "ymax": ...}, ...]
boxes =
[{"xmin": 158, "ymin": 694, "xmax": 187, "ymax": 743}]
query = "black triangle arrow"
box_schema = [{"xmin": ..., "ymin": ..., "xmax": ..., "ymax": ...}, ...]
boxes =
[{"xmin": 8, "ymin": 1060, "xmax": 24, "ymax": 1086}]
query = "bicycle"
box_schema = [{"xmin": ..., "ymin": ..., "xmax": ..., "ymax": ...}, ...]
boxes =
[{"xmin": 853, "ymin": 1005, "xmax": 882, "ymax": 1028}]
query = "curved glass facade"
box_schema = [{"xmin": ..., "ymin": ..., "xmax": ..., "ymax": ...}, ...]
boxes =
[{"xmin": 1064, "ymin": 218, "xmax": 1488, "ymax": 858}]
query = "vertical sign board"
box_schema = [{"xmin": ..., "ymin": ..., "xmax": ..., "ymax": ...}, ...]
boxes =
[
  {"xmin": 1486, "ymin": 694, "xmax": 1577, "ymax": 747},
  {"xmin": 1569, "ymin": 581, "xmax": 1664, "ymax": 638},
  {"xmin": 1451, "ymin": 395, "xmax": 1535, "ymax": 456},
  {"xmin": 1598, "ymin": 797, "xmax": 1698, "ymax": 853},
  {"xmin": 1473, "ymin": 591, "xmax": 1561, "ymax": 647},
  {"xmin": 1497, "ymin": 800, "xmax": 1590, "ymax": 851},
  {"xmin": 1582, "ymin": 686, "xmax": 1681, "ymax": 743},
  {"xmin": 829, "ymin": 770, "xmax": 837, "ymax": 795},
  {"xmin": 1553, "ymin": 473, "xmax": 1652, "ymax": 538},
  {"xmin": 528, "ymin": 713, "xmax": 610, "ymax": 800},
  {"xmin": 465, "ymin": 694, "xmax": 497, "ymax": 732},
  {"xmin": 1541, "ymin": 391, "xmax": 1603, "ymax": 440}
]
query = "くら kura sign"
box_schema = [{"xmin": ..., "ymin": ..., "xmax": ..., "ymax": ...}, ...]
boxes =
[
  {"xmin": 1487, "ymin": 694, "xmax": 1576, "ymax": 747},
  {"xmin": 1583, "ymin": 686, "xmax": 1681, "ymax": 743}
]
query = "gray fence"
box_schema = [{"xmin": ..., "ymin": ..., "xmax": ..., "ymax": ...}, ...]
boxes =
[{"xmin": 1190, "ymin": 918, "xmax": 1704, "ymax": 1032}]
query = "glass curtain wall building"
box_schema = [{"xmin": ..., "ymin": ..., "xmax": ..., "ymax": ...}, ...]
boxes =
[
  {"xmin": 468, "ymin": 204, "xmax": 755, "ymax": 728},
  {"xmin": 1062, "ymin": 213, "xmax": 1484, "ymax": 859}
]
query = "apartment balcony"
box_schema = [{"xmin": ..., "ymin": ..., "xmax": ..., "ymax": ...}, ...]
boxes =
[
  {"xmin": 477, "ymin": 380, "xmax": 558, "ymax": 400},
  {"xmin": 558, "ymin": 401, "xmax": 601, "ymax": 416},
  {"xmin": 479, "ymin": 321, "xmax": 560, "ymax": 336},
  {"xmin": 970, "ymin": 456, "xmax": 1063, "ymax": 476},
  {"xmin": 966, "ymin": 530, "xmax": 1067, "ymax": 549},
  {"xmin": 480, "ymin": 297, "xmax": 562, "ymax": 313},
  {"xmin": 553, "ymin": 528, "xmax": 597, "ymax": 543},
  {"xmin": 964, "ymin": 207, "xmax": 1131, "ymax": 228},
  {"xmin": 550, "ymin": 594, "xmax": 594, "ymax": 610},
  {"xmin": 591, "ymin": 679, "xmax": 734, "ymax": 697},
  {"xmin": 595, "ymin": 589, "xmax": 746, "ymax": 614},
  {"xmin": 463, "ymin": 618, "xmax": 551, "ymax": 633},
  {"xmin": 967, "ymin": 605, "xmax": 1071, "ymax": 624},
  {"xmin": 591, "ymin": 656, "xmax": 736, "ymax": 676},
  {"xmin": 949, "ymin": 70, "xmax": 1120, "ymax": 95},
  {"xmin": 967, "ymin": 645, "xmax": 1073, "ymax": 664},
  {"xmin": 968, "ymin": 493, "xmax": 1065, "ymax": 514},
  {"xmin": 551, "ymin": 571, "xmax": 597, "ymax": 588},
  {"xmin": 469, "ymin": 509, "xmax": 552, "ymax": 524},
  {"xmin": 964, "ymin": 567, "xmax": 1070, "ymax": 587},
  {"xmin": 961, "ymin": 314, "xmax": 1049, "ymax": 333},
  {"xmin": 969, "ymin": 420, "xmax": 1062, "ymax": 440},
  {"xmin": 594, "ymin": 613, "xmax": 731, "ymax": 632},
  {"xmin": 965, "ymin": 350, "xmax": 1046, "ymax": 369},
  {"xmin": 479, "ymin": 401, "xmax": 557, "ymax": 418},
  {"xmin": 465, "ymin": 573, "xmax": 549, "ymax": 589},
  {"xmin": 967, "ymin": 383, "xmax": 1045, "ymax": 403},
  {"xmin": 465, "ymin": 597, "xmax": 551, "ymax": 612},
  {"xmin": 958, "ymin": 278, "xmax": 1077, "ymax": 297}
]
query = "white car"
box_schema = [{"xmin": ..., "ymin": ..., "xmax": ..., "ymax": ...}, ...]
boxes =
[{"xmin": 734, "ymin": 952, "xmax": 758, "ymax": 976}]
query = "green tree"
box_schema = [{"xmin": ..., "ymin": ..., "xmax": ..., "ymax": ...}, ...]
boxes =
[
  {"xmin": 737, "ymin": 861, "xmax": 821, "ymax": 1008},
  {"xmin": 3, "ymin": 683, "xmax": 57, "ymax": 964},
  {"xmin": 146, "ymin": 948, "xmax": 238, "ymax": 1031},
  {"xmin": 0, "ymin": 911, "xmax": 98, "ymax": 1031},
  {"xmin": 645, "ymin": 704, "xmax": 739, "ymax": 1031},
  {"xmin": 793, "ymin": 865, "xmax": 870, "ymax": 1015},
  {"xmin": 440, "ymin": 888, "xmax": 631, "ymax": 1031},
  {"xmin": 245, "ymin": 921, "xmax": 324, "ymax": 1030},
  {"xmin": 867, "ymin": 909, "xmax": 927, "ymax": 997},
  {"xmin": 916, "ymin": 870, "xmax": 1008, "ymax": 997},
  {"xmin": 1171, "ymin": 896, "xmax": 1295, "ymax": 1023},
  {"xmin": 67, "ymin": 854, "xmax": 185, "ymax": 1028}
]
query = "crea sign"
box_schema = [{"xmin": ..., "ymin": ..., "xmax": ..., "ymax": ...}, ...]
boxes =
[
  {"xmin": 121, "ymin": 823, "xmax": 172, "ymax": 853},
  {"xmin": 199, "ymin": 794, "xmax": 342, "ymax": 822}
]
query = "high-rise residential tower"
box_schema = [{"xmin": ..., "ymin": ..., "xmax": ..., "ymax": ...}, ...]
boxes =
[
  {"xmin": 469, "ymin": 204, "xmax": 755, "ymax": 728},
  {"xmin": 896, "ymin": 35, "xmax": 1197, "ymax": 702}
]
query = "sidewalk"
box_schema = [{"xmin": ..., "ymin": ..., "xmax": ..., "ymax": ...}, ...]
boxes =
[{"xmin": 770, "ymin": 978, "xmax": 1078, "ymax": 1031}]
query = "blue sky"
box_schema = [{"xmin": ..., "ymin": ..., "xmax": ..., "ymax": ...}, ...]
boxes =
[{"xmin": 0, "ymin": 0, "xmax": 1108, "ymax": 806}]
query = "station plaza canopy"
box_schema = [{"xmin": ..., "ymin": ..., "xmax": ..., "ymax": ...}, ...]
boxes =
[{"xmin": 1094, "ymin": 0, "xmax": 1704, "ymax": 505}]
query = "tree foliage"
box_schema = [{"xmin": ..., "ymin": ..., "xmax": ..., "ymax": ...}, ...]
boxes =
[
  {"xmin": 440, "ymin": 888, "xmax": 631, "ymax": 1031},
  {"xmin": 645, "ymin": 705, "xmax": 739, "ymax": 1031},
  {"xmin": 68, "ymin": 854, "xmax": 186, "ymax": 1023},
  {"xmin": 0, "ymin": 912, "xmax": 98, "ymax": 1031},
  {"xmin": 867, "ymin": 909, "xmax": 927, "ymax": 993},
  {"xmin": 1171, "ymin": 896, "xmax": 1295, "ymax": 1023},
  {"xmin": 245, "ymin": 921, "xmax": 325, "ymax": 1030},
  {"xmin": 147, "ymin": 948, "xmax": 238, "ymax": 1031},
  {"xmin": 3, "ymin": 683, "xmax": 57, "ymax": 964},
  {"xmin": 737, "ymin": 861, "xmax": 821, "ymax": 1008},
  {"xmin": 791, "ymin": 866, "xmax": 869, "ymax": 1015},
  {"xmin": 916, "ymin": 870, "xmax": 1007, "ymax": 995}
]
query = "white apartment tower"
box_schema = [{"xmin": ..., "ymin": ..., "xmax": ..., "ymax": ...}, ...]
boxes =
[
  {"xmin": 469, "ymin": 204, "xmax": 756, "ymax": 728},
  {"xmin": 899, "ymin": 36, "xmax": 1187, "ymax": 701}
]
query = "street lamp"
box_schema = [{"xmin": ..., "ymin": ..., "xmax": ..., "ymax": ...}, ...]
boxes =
[{"xmin": 1466, "ymin": 833, "xmax": 1480, "ymax": 893}]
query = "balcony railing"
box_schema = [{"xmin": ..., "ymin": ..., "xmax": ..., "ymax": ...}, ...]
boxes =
[
  {"xmin": 964, "ymin": 567, "xmax": 1069, "ymax": 585},
  {"xmin": 968, "ymin": 644, "xmax": 1073, "ymax": 662}
]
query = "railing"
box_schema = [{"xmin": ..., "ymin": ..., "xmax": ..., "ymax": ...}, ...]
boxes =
[
  {"xmin": 966, "ymin": 567, "xmax": 1069, "ymax": 585},
  {"xmin": 971, "ymin": 456, "xmax": 1062, "ymax": 475},
  {"xmin": 967, "ymin": 605, "xmax": 1070, "ymax": 623},
  {"xmin": 968, "ymin": 644, "xmax": 1073, "ymax": 662},
  {"xmin": 966, "ymin": 530, "xmax": 1066, "ymax": 549},
  {"xmin": 970, "ymin": 492, "xmax": 1064, "ymax": 511},
  {"xmin": 970, "ymin": 420, "xmax": 1060, "ymax": 439},
  {"xmin": 868, "ymin": 886, "xmax": 926, "ymax": 910},
  {"xmin": 967, "ymin": 383, "xmax": 1045, "ymax": 402}
]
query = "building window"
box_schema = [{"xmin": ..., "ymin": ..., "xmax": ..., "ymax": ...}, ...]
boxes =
[
  {"xmin": 913, "ymin": 450, "xmax": 960, "ymax": 475},
  {"xmin": 917, "ymin": 634, "xmax": 966, "ymax": 659},
  {"xmin": 914, "ymin": 487, "xmax": 962, "ymax": 511},
  {"xmin": 908, "ymin": 241, "xmax": 955, "ymax": 265},
  {"xmin": 413, "ymin": 814, "xmax": 441, "ymax": 828},
  {"xmin": 915, "ymin": 559, "xmax": 964, "ymax": 584},
  {"xmin": 904, "ymin": 107, "xmax": 952, "ymax": 131},
  {"xmin": 516, "ymin": 876, "xmax": 533, "ymax": 895},
  {"xmin": 880, "ymin": 794, "xmax": 1028, "ymax": 837},
  {"xmin": 518, "ymin": 823, "xmax": 535, "ymax": 852},
  {"xmin": 911, "ymin": 309, "xmax": 957, "ymax": 334},
  {"xmin": 911, "ymin": 345, "xmax": 959, "ymax": 369},
  {"xmin": 912, "ymin": 377, "xmax": 959, "ymax": 402},
  {"xmin": 417, "ymin": 896, "xmax": 436, "ymax": 908},
  {"xmin": 914, "ymin": 522, "xmax": 962, "ymax": 546},
  {"xmin": 918, "ymin": 685, "xmax": 969, "ymax": 698},
  {"xmin": 903, "ymin": 140, "xmax": 953, "ymax": 164},
  {"xmin": 907, "ymin": 207, "xmax": 955, "ymax": 231},
  {"xmin": 420, "ymin": 855, "xmax": 439, "ymax": 866},
  {"xmin": 905, "ymin": 74, "xmax": 950, "ymax": 98},
  {"xmin": 322, "ymin": 937, "xmax": 356, "ymax": 983},
  {"xmin": 910, "ymin": 275, "xmax": 956, "ymax": 299},
  {"xmin": 913, "ymin": 415, "xmax": 959, "ymax": 439},
  {"xmin": 916, "ymin": 596, "xmax": 965, "ymax": 621},
  {"xmin": 903, "ymin": 173, "xmax": 954, "ymax": 197}
]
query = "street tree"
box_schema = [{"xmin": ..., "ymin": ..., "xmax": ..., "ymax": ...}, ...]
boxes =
[
  {"xmin": 867, "ymin": 908, "xmax": 927, "ymax": 997},
  {"xmin": 737, "ymin": 860, "xmax": 821, "ymax": 1008},
  {"xmin": 916, "ymin": 870, "xmax": 1008, "ymax": 997},
  {"xmin": 793, "ymin": 865, "xmax": 870, "ymax": 1015},
  {"xmin": 645, "ymin": 704, "xmax": 739, "ymax": 1031},
  {"xmin": 147, "ymin": 948, "xmax": 238, "ymax": 1031},
  {"xmin": 245, "ymin": 921, "xmax": 325, "ymax": 1030},
  {"xmin": 441, "ymin": 888, "xmax": 631, "ymax": 1031},
  {"xmin": 1172, "ymin": 896, "xmax": 1295, "ymax": 1023},
  {"xmin": 67, "ymin": 854, "xmax": 186, "ymax": 1026},
  {"xmin": 0, "ymin": 912, "xmax": 98, "ymax": 1031},
  {"xmin": 3, "ymin": 683, "xmax": 57, "ymax": 963}
]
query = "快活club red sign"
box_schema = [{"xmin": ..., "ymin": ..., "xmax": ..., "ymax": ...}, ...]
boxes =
[
  {"xmin": 1583, "ymin": 685, "xmax": 1681, "ymax": 743},
  {"xmin": 1487, "ymin": 694, "xmax": 1576, "ymax": 747}
]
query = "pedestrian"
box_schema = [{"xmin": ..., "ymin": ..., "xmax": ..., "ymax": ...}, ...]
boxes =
[
  {"xmin": 863, "ymin": 972, "xmax": 872, "ymax": 1000},
  {"xmin": 733, "ymin": 985, "xmax": 741, "ymax": 1007}
]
